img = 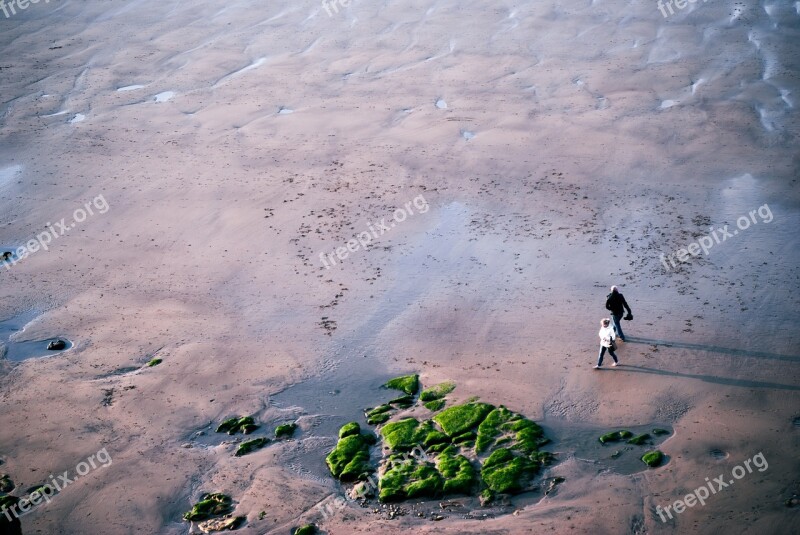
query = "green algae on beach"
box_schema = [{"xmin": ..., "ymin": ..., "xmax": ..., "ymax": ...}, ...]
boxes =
[
  {"xmin": 293, "ymin": 524, "xmax": 317, "ymax": 535},
  {"xmin": 420, "ymin": 381, "xmax": 456, "ymax": 402},
  {"xmin": 627, "ymin": 433, "xmax": 651, "ymax": 445},
  {"xmin": 598, "ymin": 430, "xmax": 633, "ymax": 444},
  {"xmin": 235, "ymin": 438, "xmax": 269, "ymax": 457},
  {"xmin": 183, "ymin": 492, "xmax": 234, "ymax": 521},
  {"xmin": 275, "ymin": 423, "xmax": 297, "ymax": 439},
  {"xmin": 641, "ymin": 450, "xmax": 665, "ymax": 467},
  {"xmin": 326, "ymin": 428, "xmax": 376, "ymax": 482},
  {"xmin": 384, "ymin": 374, "xmax": 419, "ymax": 395},
  {"xmin": 217, "ymin": 416, "xmax": 259, "ymax": 435},
  {"xmin": 146, "ymin": 358, "xmax": 162, "ymax": 367}
]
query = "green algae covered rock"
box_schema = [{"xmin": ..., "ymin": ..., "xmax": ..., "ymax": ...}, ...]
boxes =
[
  {"xmin": 183, "ymin": 493, "xmax": 234, "ymax": 521},
  {"xmin": 384, "ymin": 374, "xmax": 419, "ymax": 395},
  {"xmin": 327, "ymin": 425, "xmax": 376, "ymax": 482},
  {"xmin": 339, "ymin": 422, "xmax": 361, "ymax": 439},
  {"xmin": 275, "ymin": 423, "xmax": 298, "ymax": 439},
  {"xmin": 147, "ymin": 358, "xmax": 162, "ymax": 367},
  {"xmin": 627, "ymin": 433, "xmax": 650, "ymax": 445},
  {"xmin": 0, "ymin": 474, "xmax": 14, "ymax": 493},
  {"xmin": 433, "ymin": 402, "xmax": 494, "ymax": 437},
  {"xmin": 379, "ymin": 456, "xmax": 443, "ymax": 502},
  {"xmin": 235, "ymin": 438, "xmax": 269, "ymax": 457},
  {"xmin": 381, "ymin": 418, "xmax": 437, "ymax": 451},
  {"xmin": 437, "ymin": 448, "xmax": 476, "ymax": 495},
  {"xmin": 641, "ymin": 450, "xmax": 665, "ymax": 467},
  {"xmin": 217, "ymin": 416, "xmax": 259, "ymax": 435},
  {"xmin": 481, "ymin": 448, "xmax": 538, "ymax": 494},
  {"xmin": 420, "ymin": 382, "xmax": 456, "ymax": 402},
  {"xmin": 599, "ymin": 430, "xmax": 633, "ymax": 444},
  {"xmin": 423, "ymin": 399, "xmax": 446, "ymax": 411},
  {"xmin": 293, "ymin": 525, "xmax": 317, "ymax": 535}
]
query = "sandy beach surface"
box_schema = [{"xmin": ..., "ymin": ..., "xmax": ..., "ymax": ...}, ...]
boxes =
[{"xmin": 1, "ymin": 0, "xmax": 799, "ymax": 534}]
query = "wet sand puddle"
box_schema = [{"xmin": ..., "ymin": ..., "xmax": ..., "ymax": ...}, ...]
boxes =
[{"xmin": 0, "ymin": 311, "xmax": 73, "ymax": 362}]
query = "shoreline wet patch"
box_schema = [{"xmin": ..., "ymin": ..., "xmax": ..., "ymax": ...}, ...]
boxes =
[{"xmin": 0, "ymin": 311, "xmax": 73, "ymax": 362}]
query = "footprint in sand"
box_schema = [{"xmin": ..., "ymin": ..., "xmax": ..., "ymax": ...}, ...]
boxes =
[
  {"xmin": 117, "ymin": 84, "xmax": 145, "ymax": 92},
  {"xmin": 461, "ymin": 129, "xmax": 475, "ymax": 140},
  {"xmin": 435, "ymin": 99, "xmax": 447, "ymax": 109},
  {"xmin": 278, "ymin": 107, "xmax": 294, "ymax": 115},
  {"xmin": 69, "ymin": 113, "xmax": 86, "ymax": 124},
  {"xmin": 709, "ymin": 448, "xmax": 729, "ymax": 460}
]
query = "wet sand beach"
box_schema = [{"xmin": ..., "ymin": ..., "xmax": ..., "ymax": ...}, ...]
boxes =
[{"xmin": 0, "ymin": 0, "xmax": 799, "ymax": 534}]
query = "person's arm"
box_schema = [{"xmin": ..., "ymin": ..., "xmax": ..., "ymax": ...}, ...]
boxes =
[
  {"xmin": 605, "ymin": 295, "xmax": 613, "ymax": 311},
  {"xmin": 622, "ymin": 296, "xmax": 631, "ymax": 314}
]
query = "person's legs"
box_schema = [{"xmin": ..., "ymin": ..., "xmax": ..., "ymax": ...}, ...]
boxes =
[
  {"xmin": 611, "ymin": 313, "xmax": 626, "ymax": 341},
  {"xmin": 597, "ymin": 346, "xmax": 606, "ymax": 367},
  {"xmin": 609, "ymin": 347, "xmax": 619, "ymax": 364}
]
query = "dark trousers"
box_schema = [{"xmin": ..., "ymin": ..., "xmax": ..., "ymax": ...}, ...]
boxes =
[
  {"xmin": 611, "ymin": 312, "xmax": 626, "ymax": 340},
  {"xmin": 597, "ymin": 345, "xmax": 618, "ymax": 366}
]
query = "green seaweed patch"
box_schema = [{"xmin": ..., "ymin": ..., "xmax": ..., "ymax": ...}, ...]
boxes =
[
  {"xmin": 381, "ymin": 418, "xmax": 437, "ymax": 451},
  {"xmin": 275, "ymin": 423, "xmax": 298, "ymax": 439},
  {"xmin": 599, "ymin": 430, "xmax": 633, "ymax": 444},
  {"xmin": 480, "ymin": 448, "xmax": 538, "ymax": 494},
  {"xmin": 384, "ymin": 374, "xmax": 419, "ymax": 395},
  {"xmin": 476, "ymin": 406, "xmax": 547, "ymax": 454},
  {"xmin": 235, "ymin": 438, "xmax": 269, "ymax": 457},
  {"xmin": 423, "ymin": 399, "xmax": 446, "ymax": 411},
  {"xmin": 339, "ymin": 422, "xmax": 361, "ymax": 439},
  {"xmin": 183, "ymin": 492, "xmax": 233, "ymax": 521},
  {"xmin": 641, "ymin": 450, "xmax": 665, "ymax": 467},
  {"xmin": 437, "ymin": 450, "xmax": 476, "ymax": 495},
  {"xmin": 327, "ymin": 428, "xmax": 376, "ymax": 482},
  {"xmin": 652, "ymin": 428, "xmax": 670, "ymax": 436},
  {"xmin": 366, "ymin": 405, "xmax": 394, "ymax": 425},
  {"xmin": 147, "ymin": 358, "xmax": 162, "ymax": 367},
  {"xmin": 217, "ymin": 416, "xmax": 259, "ymax": 435},
  {"xmin": 420, "ymin": 382, "xmax": 456, "ymax": 402},
  {"xmin": 367, "ymin": 412, "xmax": 391, "ymax": 426},
  {"xmin": 433, "ymin": 402, "xmax": 494, "ymax": 437},
  {"xmin": 379, "ymin": 457, "xmax": 442, "ymax": 502},
  {"xmin": 293, "ymin": 524, "xmax": 317, "ymax": 535},
  {"xmin": 627, "ymin": 433, "xmax": 651, "ymax": 445}
]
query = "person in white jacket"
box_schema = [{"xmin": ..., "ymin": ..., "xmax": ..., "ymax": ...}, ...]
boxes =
[{"xmin": 595, "ymin": 318, "xmax": 620, "ymax": 369}]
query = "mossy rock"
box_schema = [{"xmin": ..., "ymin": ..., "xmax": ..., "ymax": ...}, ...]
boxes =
[
  {"xmin": 198, "ymin": 515, "xmax": 245, "ymax": 532},
  {"xmin": 235, "ymin": 438, "xmax": 269, "ymax": 457},
  {"xmin": 293, "ymin": 525, "xmax": 317, "ymax": 535},
  {"xmin": 422, "ymin": 430, "xmax": 450, "ymax": 447},
  {"xmin": 326, "ymin": 430, "xmax": 375, "ymax": 482},
  {"xmin": 481, "ymin": 448, "xmax": 538, "ymax": 494},
  {"xmin": 381, "ymin": 418, "xmax": 437, "ymax": 451},
  {"xmin": 420, "ymin": 382, "xmax": 456, "ymax": 402},
  {"xmin": 433, "ymin": 402, "xmax": 494, "ymax": 437},
  {"xmin": 423, "ymin": 399, "xmax": 446, "ymax": 411},
  {"xmin": 367, "ymin": 412, "xmax": 392, "ymax": 426},
  {"xmin": 627, "ymin": 433, "xmax": 650, "ymax": 445},
  {"xmin": 379, "ymin": 458, "xmax": 443, "ymax": 502},
  {"xmin": 0, "ymin": 475, "xmax": 14, "ymax": 493},
  {"xmin": 599, "ymin": 430, "xmax": 633, "ymax": 444},
  {"xmin": 339, "ymin": 422, "xmax": 361, "ymax": 439},
  {"xmin": 641, "ymin": 450, "xmax": 664, "ymax": 467},
  {"xmin": 217, "ymin": 416, "xmax": 258, "ymax": 435},
  {"xmin": 0, "ymin": 494, "xmax": 19, "ymax": 510},
  {"xmin": 437, "ymin": 450, "xmax": 476, "ymax": 495},
  {"xmin": 452, "ymin": 431, "xmax": 477, "ymax": 444},
  {"xmin": 476, "ymin": 406, "xmax": 546, "ymax": 454},
  {"xmin": 275, "ymin": 423, "xmax": 298, "ymax": 439},
  {"xmin": 652, "ymin": 428, "xmax": 670, "ymax": 436},
  {"xmin": 384, "ymin": 374, "xmax": 419, "ymax": 395},
  {"xmin": 183, "ymin": 493, "xmax": 234, "ymax": 521},
  {"xmin": 147, "ymin": 358, "xmax": 162, "ymax": 367}
]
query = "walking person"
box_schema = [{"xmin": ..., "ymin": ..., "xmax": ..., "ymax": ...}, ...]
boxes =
[
  {"xmin": 595, "ymin": 318, "xmax": 619, "ymax": 369},
  {"xmin": 605, "ymin": 285, "xmax": 632, "ymax": 342}
]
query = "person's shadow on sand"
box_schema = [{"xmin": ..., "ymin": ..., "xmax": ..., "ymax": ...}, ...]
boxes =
[
  {"xmin": 616, "ymin": 337, "xmax": 800, "ymax": 391},
  {"xmin": 626, "ymin": 336, "xmax": 800, "ymax": 364}
]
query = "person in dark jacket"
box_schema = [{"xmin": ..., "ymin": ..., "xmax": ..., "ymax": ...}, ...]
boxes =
[{"xmin": 605, "ymin": 285, "xmax": 632, "ymax": 342}]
